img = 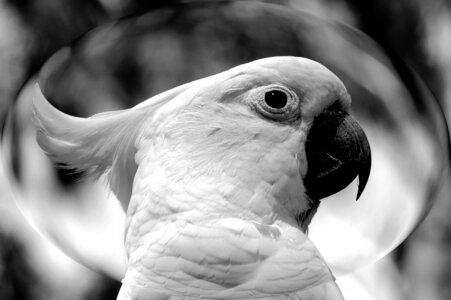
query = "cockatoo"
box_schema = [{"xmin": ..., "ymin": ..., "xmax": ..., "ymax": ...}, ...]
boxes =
[{"xmin": 32, "ymin": 57, "xmax": 371, "ymax": 300}]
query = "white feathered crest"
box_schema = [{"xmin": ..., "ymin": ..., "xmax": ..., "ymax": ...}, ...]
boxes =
[
  {"xmin": 32, "ymin": 84, "xmax": 159, "ymax": 208},
  {"xmin": 31, "ymin": 71, "xmax": 217, "ymax": 209}
]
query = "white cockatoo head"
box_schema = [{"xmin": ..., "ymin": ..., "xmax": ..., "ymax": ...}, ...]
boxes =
[{"xmin": 33, "ymin": 56, "xmax": 371, "ymax": 232}]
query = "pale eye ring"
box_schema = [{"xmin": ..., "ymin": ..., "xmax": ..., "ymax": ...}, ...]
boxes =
[{"xmin": 252, "ymin": 85, "xmax": 299, "ymax": 120}]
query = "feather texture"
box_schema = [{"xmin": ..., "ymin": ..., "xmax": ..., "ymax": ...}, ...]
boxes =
[
  {"xmin": 32, "ymin": 84, "xmax": 151, "ymax": 208},
  {"xmin": 32, "ymin": 57, "xmax": 358, "ymax": 300},
  {"xmin": 121, "ymin": 219, "xmax": 337, "ymax": 299}
]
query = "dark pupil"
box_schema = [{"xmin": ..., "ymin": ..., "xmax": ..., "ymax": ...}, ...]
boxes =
[{"xmin": 264, "ymin": 90, "xmax": 287, "ymax": 109}]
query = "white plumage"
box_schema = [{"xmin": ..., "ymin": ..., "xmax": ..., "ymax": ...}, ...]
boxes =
[{"xmin": 33, "ymin": 57, "xmax": 371, "ymax": 300}]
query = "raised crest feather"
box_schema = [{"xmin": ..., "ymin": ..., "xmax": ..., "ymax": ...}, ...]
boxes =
[{"xmin": 32, "ymin": 84, "xmax": 154, "ymax": 209}]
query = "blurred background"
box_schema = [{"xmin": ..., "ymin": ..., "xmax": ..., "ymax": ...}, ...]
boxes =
[{"xmin": 0, "ymin": 0, "xmax": 450, "ymax": 300}]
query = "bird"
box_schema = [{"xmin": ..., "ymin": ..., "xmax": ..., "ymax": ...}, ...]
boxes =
[{"xmin": 32, "ymin": 56, "xmax": 371, "ymax": 300}]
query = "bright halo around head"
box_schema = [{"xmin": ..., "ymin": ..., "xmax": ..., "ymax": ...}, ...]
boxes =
[{"xmin": 1, "ymin": 1, "xmax": 449, "ymax": 281}]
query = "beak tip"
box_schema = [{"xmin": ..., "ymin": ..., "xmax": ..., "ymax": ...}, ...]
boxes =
[
  {"xmin": 356, "ymin": 182, "xmax": 366, "ymax": 200},
  {"xmin": 355, "ymin": 159, "xmax": 371, "ymax": 201}
]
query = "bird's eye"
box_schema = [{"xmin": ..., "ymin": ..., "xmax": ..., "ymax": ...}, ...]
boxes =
[
  {"xmin": 250, "ymin": 85, "xmax": 299, "ymax": 121},
  {"xmin": 264, "ymin": 90, "xmax": 288, "ymax": 109}
]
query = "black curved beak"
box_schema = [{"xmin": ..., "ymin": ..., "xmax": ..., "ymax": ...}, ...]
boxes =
[{"xmin": 304, "ymin": 107, "xmax": 371, "ymax": 201}]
